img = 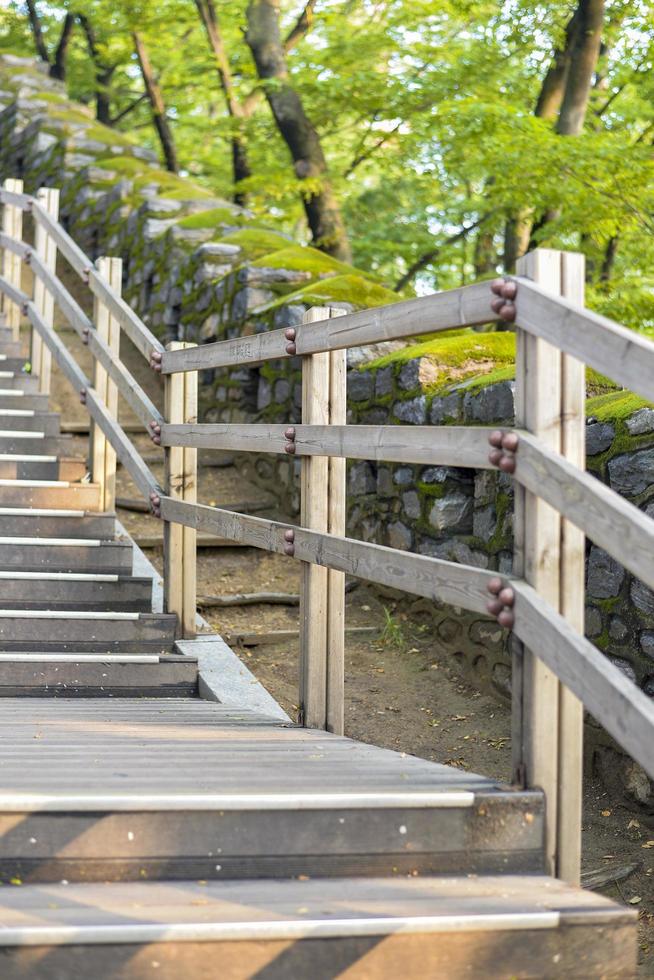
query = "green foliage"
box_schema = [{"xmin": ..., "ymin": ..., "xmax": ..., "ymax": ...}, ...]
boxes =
[
  {"xmin": 3, "ymin": 0, "xmax": 654, "ymax": 335},
  {"xmin": 380, "ymin": 608, "xmax": 407, "ymax": 653}
]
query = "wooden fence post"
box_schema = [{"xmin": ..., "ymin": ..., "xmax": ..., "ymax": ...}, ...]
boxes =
[
  {"xmin": 299, "ymin": 306, "xmax": 347, "ymax": 731},
  {"xmin": 164, "ymin": 342, "xmax": 197, "ymax": 638},
  {"xmin": 31, "ymin": 187, "xmax": 59, "ymax": 394},
  {"xmin": 91, "ymin": 256, "xmax": 121, "ymax": 513},
  {"xmin": 513, "ymin": 248, "xmax": 585, "ymax": 883},
  {"xmin": 2, "ymin": 178, "xmax": 24, "ymax": 341}
]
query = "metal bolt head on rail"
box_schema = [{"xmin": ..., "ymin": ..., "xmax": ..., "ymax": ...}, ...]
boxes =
[
  {"xmin": 488, "ymin": 429, "xmax": 518, "ymax": 474},
  {"xmin": 148, "ymin": 421, "xmax": 162, "ymax": 446},
  {"xmin": 490, "ymin": 278, "xmax": 517, "ymax": 322},
  {"xmin": 150, "ymin": 350, "xmax": 163, "ymax": 373},
  {"xmin": 284, "ymin": 327, "xmax": 297, "ymax": 356},
  {"xmin": 486, "ymin": 576, "xmax": 515, "ymax": 628}
]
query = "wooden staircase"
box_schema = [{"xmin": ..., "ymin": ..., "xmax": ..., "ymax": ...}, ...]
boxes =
[{"xmin": 0, "ymin": 319, "xmax": 636, "ymax": 977}]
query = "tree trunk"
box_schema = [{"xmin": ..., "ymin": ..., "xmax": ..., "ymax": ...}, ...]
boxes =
[
  {"xmin": 600, "ymin": 236, "xmax": 618, "ymax": 282},
  {"xmin": 78, "ymin": 14, "xmax": 115, "ymax": 125},
  {"xmin": 132, "ymin": 32, "xmax": 179, "ymax": 174},
  {"xmin": 25, "ymin": 0, "xmax": 50, "ymax": 65},
  {"xmin": 49, "ymin": 13, "xmax": 74, "ymax": 81},
  {"xmin": 245, "ymin": 0, "xmax": 351, "ymax": 261},
  {"xmin": 195, "ymin": 0, "xmax": 252, "ymax": 204},
  {"xmin": 557, "ymin": 0, "xmax": 605, "ymax": 135},
  {"xmin": 504, "ymin": 0, "xmax": 604, "ymax": 267},
  {"xmin": 473, "ymin": 227, "xmax": 496, "ymax": 278}
]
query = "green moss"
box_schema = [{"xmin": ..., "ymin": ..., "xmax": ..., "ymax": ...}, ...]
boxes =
[
  {"xmin": 178, "ymin": 207, "xmax": 244, "ymax": 230},
  {"xmin": 33, "ymin": 90, "xmax": 69, "ymax": 104},
  {"xmin": 369, "ymin": 332, "xmax": 516, "ymax": 371},
  {"xmin": 95, "ymin": 155, "xmax": 153, "ymax": 177},
  {"xmin": 49, "ymin": 106, "xmax": 94, "ymax": 125},
  {"xmin": 417, "ymin": 481, "xmax": 446, "ymax": 499},
  {"xmin": 217, "ymin": 228, "xmax": 292, "ymax": 260},
  {"xmin": 585, "ymin": 390, "xmax": 652, "ymax": 422},
  {"xmin": 252, "ymin": 244, "xmax": 370, "ymax": 280}
]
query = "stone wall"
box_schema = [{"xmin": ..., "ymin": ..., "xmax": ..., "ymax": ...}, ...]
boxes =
[{"xmin": 2, "ymin": 55, "xmax": 654, "ymax": 805}]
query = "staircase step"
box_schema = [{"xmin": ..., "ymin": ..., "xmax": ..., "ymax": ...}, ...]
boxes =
[
  {"xmin": 0, "ymin": 373, "xmax": 39, "ymax": 391},
  {"xmin": 0, "ymin": 481, "xmax": 101, "ymax": 510},
  {"xmin": 0, "ymin": 342, "xmax": 26, "ymax": 358},
  {"xmin": 0, "ymin": 508, "xmax": 116, "ymax": 538},
  {"xmin": 0, "ymin": 699, "xmax": 545, "ymax": 883},
  {"xmin": 0, "ymin": 391, "xmax": 49, "ymax": 411},
  {"xmin": 0, "ymin": 573, "xmax": 152, "ymax": 610},
  {"xmin": 0, "ymin": 875, "xmax": 635, "ymax": 980},
  {"xmin": 0, "ymin": 410, "xmax": 60, "ymax": 434},
  {"xmin": 0, "ymin": 456, "xmax": 87, "ymax": 481},
  {"xmin": 0, "ymin": 612, "xmax": 177, "ymax": 653},
  {"xmin": 0, "ymin": 357, "xmax": 34, "ymax": 373},
  {"xmin": 0, "ymin": 433, "xmax": 74, "ymax": 454},
  {"xmin": 0, "ymin": 653, "xmax": 197, "ymax": 698},
  {"xmin": 0, "ymin": 537, "xmax": 132, "ymax": 573}
]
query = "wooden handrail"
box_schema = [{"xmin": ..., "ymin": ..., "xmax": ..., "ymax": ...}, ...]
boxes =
[
  {"xmin": 515, "ymin": 276, "xmax": 654, "ymax": 403},
  {"xmin": 0, "ymin": 232, "xmax": 163, "ymax": 428},
  {"xmin": 160, "ymin": 492, "xmax": 654, "ymax": 782},
  {"xmin": 160, "ymin": 280, "xmax": 502, "ymax": 374},
  {"xmin": 23, "ymin": 199, "xmax": 165, "ymax": 362},
  {"xmin": 0, "ymin": 276, "xmax": 160, "ymax": 501}
]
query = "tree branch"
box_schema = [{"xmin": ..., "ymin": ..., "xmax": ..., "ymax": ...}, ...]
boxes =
[
  {"xmin": 284, "ymin": 0, "xmax": 317, "ymax": 51},
  {"xmin": 50, "ymin": 12, "xmax": 75, "ymax": 81},
  {"xmin": 25, "ymin": 0, "xmax": 50, "ymax": 65},
  {"xmin": 394, "ymin": 218, "xmax": 486, "ymax": 292},
  {"xmin": 109, "ymin": 92, "xmax": 148, "ymax": 126}
]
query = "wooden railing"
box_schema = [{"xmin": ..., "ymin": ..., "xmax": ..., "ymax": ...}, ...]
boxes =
[{"xmin": 2, "ymin": 180, "xmax": 654, "ymax": 889}]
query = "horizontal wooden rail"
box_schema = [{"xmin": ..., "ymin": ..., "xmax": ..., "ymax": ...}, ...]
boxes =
[
  {"xmin": 29, "ymin": 200, "xmax": 165, "ymax": 362},
  {"xmin": 160, "ymin": 422, "xmax": 494, "ymax": 469},
  {"xmin": 0, "ymin": 232, "xmax": 163, "ymax": 428},
  {"xmin": 161, "ymin": 493, "xmax": 654, "ymax": 782},
  {"xmin": 159, "ymin": 496, "xmax": 493, "ymax": 614},
  {"xmin": 161, "ymin": 281, "xmax": 501, "ymax": 374},
  {"xmin": 515, "ymin": 277, "xmax": 654, "ymax": 404},
  {"xmin": 0, "ymin": 187, "xmax": 32, "ymax": 211},
  {"xmin": 0, "ymin": 276, "xmax": 160, "ymax": 501},
  {"xmin": 161, "ymin": 421, "xmax": 654, "ymax": 593},
  {"xmin": 512, "ymin": 579, "xmax": 654, "ymax": 783},
  {"xmin": 517, "ymin": 432, "xmax": 654, "ymax": 594}
]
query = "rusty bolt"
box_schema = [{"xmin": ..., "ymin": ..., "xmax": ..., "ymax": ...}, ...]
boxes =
[
  {"xmin": 498, "ymin": 302, "xmax": 516, "ymax": 322},
  {"xmin": 490, "ymin": 278, "xmax": 505, "ymax": 296},
  {"xmin": 284, "ymin": 328, "xmax": 296, "ymax": 341},
  {"xmin": 486, "ymin": 578, "xmax": 516, "ymax": 629},
  {"xmin": 501, "ymin": 281, "xmax": 517, "ymax": 301},
  {"xmin": 82, "ymin": 328, "xmax": 90, "ymax": 345},
  {"xmin": 149, "ymin": 490, "xmax": 162, "ymax": 519},
  {"xmin": 148, "ymin": 421, "xmax": 162, "ymax": 446},
  {"xmin": 285, "ymin": 342, "xmax": 297, "ymax": 356},
  {"xmin": 284, "ymin": 425, "xmax": 296, "ymax": 455},
  {"xmin": 283, "ymin": 527, "xmax": 295, "ymax": 557},
  {"xmin": 150, "ymin": 350, "xmax": 163, "ymax": 373},
  {"xmin": 79, "ymin": 388, "xmax": 87, "ymax": 405},
  {"xmin": 82, "ymin": 267, "xmax": 91, "ymax": 284},
  {"xmin": 487, "ymin": 577, "xmax": 503, "ymax": 596}
]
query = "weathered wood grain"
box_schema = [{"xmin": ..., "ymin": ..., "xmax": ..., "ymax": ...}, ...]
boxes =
[
  {"xmin": 516, "ymin": 275, "xmax": 654, "ymax": 403},
  {"xmin": 160, "ymin": 281, "xmax": 500, "ymax": 373},
  {"xmin": 30, "ymin": 187, "xmax": 58, "ymax": 395},
  {"xmin": 91, "ymin": 256, "xmax": 121, "ymax": 513},
  {"xmin": 1, "ymin": 179, "xmax": 23, "ymax": 340}
]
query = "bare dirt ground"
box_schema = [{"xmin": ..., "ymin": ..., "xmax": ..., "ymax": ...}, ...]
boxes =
[{"xmin": 43, "ymin": 314, "xmax": 654, "ymax": 975}]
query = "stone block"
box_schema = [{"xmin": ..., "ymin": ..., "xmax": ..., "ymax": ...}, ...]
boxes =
[
  {"xmin": 586, "ymin": 421, "xmax": 615, "ymax": 456},
  {"xmin": 428, "ymin": 492, "xmax": 473, "ymax": 533},
  {"xmin": 348, "ymin": 370, "xmax": 374, "ymax": 402},
  {"xmin": 632, "ymin": 579, "xmax": 654, "ymax": 618},
  {"xmin": 585, "ymin": 606, "xmax": 602, "ymax": 637},
  {"xmin": 402, "ymin": 491, "xmax": 421, "ymax": 519},
  {"xmin": 393, "ymin": 396, "xmax": 427, "ymax": 425},
  {"xmin": 375, "ymin": 366, "xmax": 394, "ymax": 397},
  {"xmin": 393, "ymin": 466, "xmax": 414, "ymax": 486},
  {"xmin": 473, "ymin": 504, "xmax": 496, "ymax": 540},
  {"xmin": 349, "ymin": 461, "xmax": 376, "ymax": 495},
  {"xmin": 388, "ymin": 521, "xmax": 412, "ymax": 551},
  {"xmin": 608, "ymin": 449, "xmax": 654, "ymax": 496},
  {"xmin": 274, "ymin": 379, "xmax": 290, "ymax": 403},
  {"xmin": 430, "ymin": 392, "xmax": 460, "ymax": 423},
  {"xmin": 641, "ymin": 632, "xmax": 654, "ymax": 659},
  {"xmin": 463, "ymin": 381, "xmax": 514, "ymax": 423},
  {"xmin": 376, "ymin": 467, "xmax": 394, "ymax": 497},
  {"xmin": 626, "ymin": 408, "xmax": 654, "ymax": 435},
  {"xmin": 587, "ymin": 547, "xmax": 625, "ymax": 599},
  {"xmin": 257, "ymin": 379, "xmax": 272, "ymax": 411}
]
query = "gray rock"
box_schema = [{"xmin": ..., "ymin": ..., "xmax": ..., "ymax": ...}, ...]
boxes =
[
  {"xmin": 361, "ymin": 408, "xmax": 389, "ymax": 424},
  {"xmin": 348, "ymin": 370, "xmax": 374, "ymax": 402},
  {"xmin": 376, "ymin": 468, "xmax": 394, "ymax": 497},
  {"xmin": 641, "ymin": 632, "xmax": 654, "ymax": 659},
  {"xmin": 240, "ymin": 266, "xmax": 310, "ymax": 285},
  {"xmin": 393, "ymin": 467, "xmax": 414, "ymax": 486},
  {"xmin": 348, "ymin": 461, "xmax": 376, "ymax": 495},
  {"xmin": 428, "ymin": 492, "xmax": 473, "ymax": 533},
  {"xmin": 257, "ymin": 379, "xmax": 272, "ymax": 411},
  {"xmin": 626, "ymin": 408, "xmax": 654, "ymax": 435},
  {"xmin": 402, "ymin": 491, "xmax": 421, "ymax": 520},
  {"xmin": 463, "ymin": 381, "xmax": 514, "ymax": 423},
  {"xmin": 498, "ymin": 552, "xmax": 513, "ymax": 575},
  {"xmin": 587, "ymin": 547, "xmax": 625, "ymax": 599},
  {"xmin": 375, "ymin": 367, "xmax": 394, "ymax": 397},
  {"xmin": 398, "ymin": 360, "xmax": 420, "ymax": 391},
  {"xmin": 393, "ymin": 396, "xmax": 427, "ymax": 425},
  {"xmin": 421, "ymin": 467, "xmax": 449, "ymax": 484},
  {"xmin": 274, "ymin": 379, "xmax": 290, "ymax": 403},
  {"xmin": 469, "ymin": 620, "xmax": 504, "ymax": 648},
  {"xmin": 274, "ymin": 305, "xmax": 306, "ymax": 329},
  {"xmin": 143, "ymin": 218, "xmax": 176, "ymax": 239},
  {"xmin": 473, "ymin": 504, "xmax": 496, "ymax": 540},
  {"xmin": 609, "ymin": 617, "xmax": 629, "ymax": 642},
  {"xmin": 231, "ymin": 287, "xmax": 274, "ymax": 319},
  {"xmin": 609, "ymin": 657, "xmax": 637, "ymax": 684},
  {"xmin": 388, "ymin": 521, "xmax": 412, "ymax": 551},
  {"xmin": 608, "ymin": 449, "xmax": 654, "ymax": 496},
  {"xmin": 430, "ymin": 392, "xmax": 460, "ymax": 423},
  {"xmin": 585, "ymin": 606, "xmax": 602, "ymax": 637},
  {"xmin": 585, "ymin": 421, "xmax": 615, "ymax": 456},
  {"xmin": 632, "ymin": 580, "xmax": 654, "ymax": 618}
]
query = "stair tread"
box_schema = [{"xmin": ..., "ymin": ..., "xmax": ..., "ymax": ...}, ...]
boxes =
[
  {"xmin": 0, "ymin": 698, "xmax": 523, "ymax": 804},
  {"xmin": 0, "ymin": 876, "xmax": 633, "ymax": 946}
]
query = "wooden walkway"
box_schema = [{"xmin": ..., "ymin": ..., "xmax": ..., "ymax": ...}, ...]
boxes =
[{"xmin": 0, "ymin": 317, "xmax": 636, "ymax": 976}]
